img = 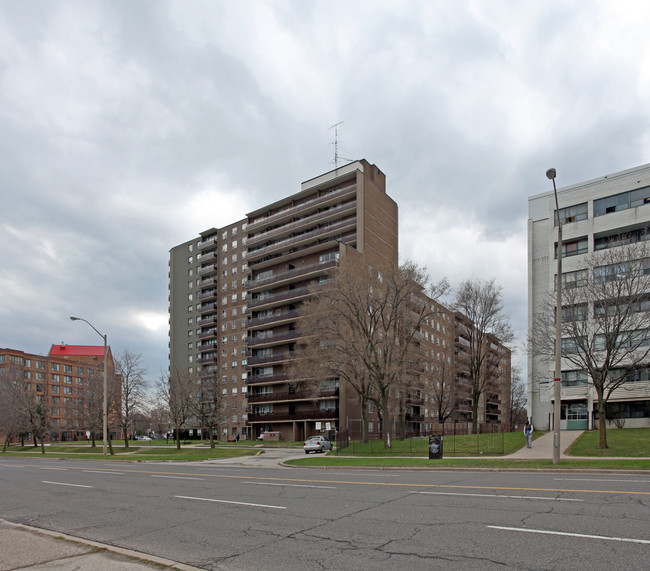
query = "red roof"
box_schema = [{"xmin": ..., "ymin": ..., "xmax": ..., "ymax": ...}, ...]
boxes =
[{"xmin": 49, "ymin": 345, "xmax": 105, "ymax": 357}]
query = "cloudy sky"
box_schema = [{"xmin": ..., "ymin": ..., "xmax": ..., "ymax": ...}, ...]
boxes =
[{"xmin": 2, "ymin": 0, "xmax": 649, "ymax": 384}]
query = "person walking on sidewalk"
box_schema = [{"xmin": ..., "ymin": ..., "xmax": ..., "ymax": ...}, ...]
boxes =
[{"xmin": 524, "ymin": 420, "xmax": 533, "ymax": 448}]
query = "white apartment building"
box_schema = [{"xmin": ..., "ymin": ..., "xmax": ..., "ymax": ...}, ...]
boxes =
[{"xmin": 528, "ymin": 163, "xmax": 650, "ymax": 431}]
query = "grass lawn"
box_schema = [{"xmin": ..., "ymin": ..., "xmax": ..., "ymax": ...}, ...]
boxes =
[
  {"xmin": 0, "ymin": 445, "xmax": 259, "ymax": 462},
  {"xmin": 334, "ymin": 431, "xmax": 536, "ymax": 457},
  {"xmin": 567, "ymin": 427, "xmax": 650, "ymax": 457}
]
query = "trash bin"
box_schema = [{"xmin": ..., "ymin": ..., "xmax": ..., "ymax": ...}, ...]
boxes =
[{"xmin": 428, "ymin": 435, "xmax": 443, "ymax": 459}]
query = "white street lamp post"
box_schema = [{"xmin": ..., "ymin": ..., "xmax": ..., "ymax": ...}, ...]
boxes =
[
  {"xmin": 70, "ymin": 316, "xmax": 108, "ymax": 458},
  {"xmin": 546, "ymin": 168, "xmax": 562, "ymax": 465}
]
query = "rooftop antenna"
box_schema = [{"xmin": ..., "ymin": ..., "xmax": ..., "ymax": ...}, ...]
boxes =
[{"xmin": 329, "ymin": 121, "xmax": 353, "ymax": 168}]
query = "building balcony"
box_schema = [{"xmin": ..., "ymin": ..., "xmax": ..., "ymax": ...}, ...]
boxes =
[
  {"xmin": 247, "ymin": 259, "xmax": 337, "ymax": 292},
  {"xmin": 197, "ymin": 355, "xmax": 218, "ymax": 364},
  {"xmin": 246, "ymin": 183, "xmax": 356, "ymax": 233},
  {"xmin": 248, "ymin": 330, "xmax": 301, "ymax": 348},
  {"xmin": 247, "ymin": 409, "xmax": 339, "ymax": 423},
  {"xmin": 247, "ymin": 351, "xmax": 295, "ymax": 367},
  {"xmin": 198, "ymin": 263, "xmax": 218, "ymax": 277},
  {"xmin": 248, "ymin": 309, "xmax": 300, "ymax": 329},
  {"xmin": 198, "ymin": 236, "xmax": 218, "ymax": 250},
  {"xmin": 198, "ymin": 329, "xmax": 218, "ymax": 339},
  {"xmin": 197, "ymin": 314, "xmax": 218, "ymax": 326},
  {"xmin": 246, "ymin": 372, "xmax": 289, "ymax": 385},
  {"xmin": 197, "ymin": 289, "xmax": 218, "ymax": 301},
  {"xmin": 199, "ymin": 302, "xmax": 218, "ymax": 314},
  {"xmin": 247, "ymin": 388, "xmax": 339, "ymax": 404},
  {"xmin": 246, "ymin": 201, "xmax": 357, "ymax": 248},
  {"xmin": 248, "ymin": 286, "xmax": 311, "ymax": 310},
  {"xmin": 247, "ymin": 217, "xmax": 356, "ymax": 263},
  {"xmin": 197, "ymin": 250, "xmax": 217, "ymax": 264},
  {"xmin": 198, "ymin": 276, "xmax": 217, "ymax": 288}
]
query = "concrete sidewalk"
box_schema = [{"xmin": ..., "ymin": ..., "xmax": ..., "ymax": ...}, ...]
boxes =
[
  {"xmin": 0, "ymin": 518, "xmax": 200, "ymax": 571},
  {"xmin": 507, "ymin": 430, "xmax": 584, "ymax": 460}
]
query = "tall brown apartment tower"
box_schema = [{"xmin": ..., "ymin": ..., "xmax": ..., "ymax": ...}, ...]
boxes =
[
  {"xmin": 169, "ymin": 160, "xmax": 398, "ymax": 441},
  {"xmin": 245, "ymin": 160, "xmax": 397, "ymax": 440}
]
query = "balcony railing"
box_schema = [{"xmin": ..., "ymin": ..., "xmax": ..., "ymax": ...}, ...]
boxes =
[
  {"xmin": 246, "ymin": 183, "xmax": 356, "ymax": 233},
  {"xmin": 246, "ymin": 372, "xmax": 289, "ymax": 385},
  {"xmin": 249, "ymin": 330, "xmax": 301, "ymax": 348},
  {"xmin": 247, "ymin": 388, "xmax": 338, "ymax": 404},
  {"xmin": 248, "ymin": 309, "xmax": 301, "ymax": 329},
  {"xmin": 247, "ymin": 351, "xmax": 295, "ymax": 366},
  {"xmin": 247, "ymin": 409, "xmax": 339, "ymax": 422},
  {"xmin": 248, "ymin": 259, "xmax": 337, "ymax": 292},
  {"xmin": 248, "ymin": 286, "xmax": 311, "ymax": 310}
]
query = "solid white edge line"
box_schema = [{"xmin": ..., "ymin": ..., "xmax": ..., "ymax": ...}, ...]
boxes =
[
  {"xmin": 42, "ymin": 481, "xmax": 93, "ymax": 488},
  {"xmin": 243, "ymin": 481, "xmax": 337, "ymax": 489},
  {"xmin": 411, "ymin": 491, "xmax": 583, "ymax": 502},
  {"xmin": 83, "ymin": 470, "xmax": 124, "ymax": 474},
  {"xmin": 175, "ymin": 495, "xmax": 286, "ymax": 509},
  {"xmin": 555, "ymin": 478, "xmax": 650, "ymax": 483},
  {"xmin": 488, "ymin": 526, "xmax": 650, "ymax": 545}
]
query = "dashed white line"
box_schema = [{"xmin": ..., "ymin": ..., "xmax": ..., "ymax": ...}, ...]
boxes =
[
  {"xmin": 243, "ymin": 481, "xmax": 337, "ymax": 489},
  {"xmin": 39, "ymin": 467, "xmax": 68, "ymax": 471},
  {"xmin": 489, "ymin": 525, "xmax": 650, "ymax": 545},
  {"xmin": 175, "ymin": 495, "xmax": 286, "ymax": 509},
  {"xmin": 152, "ymin": 475, "xmax": 204, "ymax": 481},
  {"xmin": 42, "ymin": 481, "xmax": 93, "ymax": 488},
  {"xmin": 83, "ymin": 470, "xmax": 124, "ymax": 475},
  {"xmin": 411, "ymin": 491, "xmax": 583, "ymax": 502}
]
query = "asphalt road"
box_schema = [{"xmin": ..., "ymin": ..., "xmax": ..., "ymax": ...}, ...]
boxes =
[{"xmin": 1, "ymin": 454, "xmax": 649, "ymax": 570}]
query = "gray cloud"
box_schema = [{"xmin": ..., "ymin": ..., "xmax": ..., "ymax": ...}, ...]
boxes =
[{"xmin": 2, "ymin": 0, "xmax": 649, "ymax": 378}]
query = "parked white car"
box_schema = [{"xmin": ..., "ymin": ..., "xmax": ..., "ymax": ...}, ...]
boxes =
[{"xmin": 303, "ymin": 435, "xmax": 332, "ymax": 454}]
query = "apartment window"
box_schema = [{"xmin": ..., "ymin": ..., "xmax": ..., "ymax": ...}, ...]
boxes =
[
  {"xmin": 232, "ymin": 387, "xmax": 238, "ymax": 395},
  {"xmin": 188, "ymin": 256, "xmax": 193, "ymax": 263},
  {"xmin": 64, "ymin": 376, "xmax": 72, "ymax": 384},
  {"xmin": 556, "ymin": 237, "xmax": 588, "ymax": 258},
  {"xmin": 36, "ymin": 372, "xmax": 45, "ymax": 381},
  {"xmin": 51, "ymin": 374, "xmax": 60, "ymax": 383},
  {"xmin": 556, "ymin": 269, "xmax": 588, "ymax": 290},
  {"xmin": 76, "ymin": 377, "xmax": 83, "ymax": 385},
  {"xmin": 561, "ymin": 337, "xmax": 585, "ymax": 354},
  {"xmin": 554, "ymin": 203, "xmax": 587, "ymax": 226},
  {"xmin": 188, "ymin": 318, "xmax": 193, "ymax": 325},
  {"xmin": 222, "ymin": 296, "xmax": 228, "ymax": 306},
  {"xmin": 561, "ymin": 303, "xmax": 588, "ymax": 322},
  {"xmin": 188, "ymin": 293, "xmax": 193, "ymax": 301},
  {"xmin": 188, "ymin": 268, "xmax": 193, "ymax": 277},
  {"xmin": 51, "ymin": 385, "xmax": 60, "ymax": 394},
  {"xmin": 594, "ymin": 186, "xmax": 650, "ymax": 217},
  {"xmin": 561, "ymin": 370, "xmax": 588, "ymax": 387},
  {"xmin": 64, "ymin": 386, "xmax": 72, "ymax": 395},
  {"xmin": 593, "ymin": 262, "xmax": 634, "ymax": 283},
  {"xmin": 222, "ymin": 243, "xmax": 228, "ymax": 252},
  {"xmin": 222, "ymin": 231, "xmax": 228, "ymax": 239},
  {"xmin": 222, "ymin": 336, "xmax": 227, "ymax": 344},
  {"xmin": 51, "ymin": 363, "xmax": 60, "ymax": 371},
  {"xmin": 63, "ymin": 364, "xmax": 72, "ymax": 373},
  {"xmin": 231, "ymin": 254, "xmax": 237, "ymax": 263},
  {"xmin": 188, "ymin": 342, "xmax": 193, "ymax": 350}
]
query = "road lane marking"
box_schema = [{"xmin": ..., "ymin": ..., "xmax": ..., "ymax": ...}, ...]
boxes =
[
  {"xmin": 489, "ymin": 525, "xmax": 650, "ymax": 545},
  {"xmin": 83, "ymin": 470, "xmax": 124, "ymax": 475},
  {"xmin": 411, "ymin": 491, "xmax": 583, "ymax": 502},
  {"xmin": 243, "ymin": 481, "xmax": 337, "ymax": 489},
  {"xmin": 42, "ymin": 481, "xmax": 93, "ymax": 488},
  {"xmin": 175, "ymin": 495, "xmax": 286, "ymax": 509},
  {"xmin": 555, "ymin": 478, "xmax": 650, "ymax": 483},
  {"xmin": 25, "ymin": 465, "xmax": 650, "ymax": 497},
  {"xmin": 38, "ymin": 467, "xmax": 67, "ymax": 471},
  {"xmin": 152, "ymin": 475, "xmax": 204, "ymax": 481}
]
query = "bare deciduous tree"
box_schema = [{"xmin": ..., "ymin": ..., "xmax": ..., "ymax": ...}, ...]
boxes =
[
  {"xmin": 191, "ymin": 373, "xmax": 226, "ymax": 448},
  {"xmin": 114, "ymin": 350, "xmax": 148, "ymax": 449},
  {"xmin": 296, "ymin": 256, "xmax": 448, "ymax": 447},
  {"xmin": 533, "ymin": 241, "xmax": 650, "ymax": 448},
  {"xmin": 429, "ymin": 360, "xmax": 457, "ymax": 427},
  {"xmin": 453, "ymin": 277, "xmax": 514, "ymax": 433},
  {"xmin": 0, "ymin": 366, "xmax": 32, "ymax": 451},
  {"xmin": 509, "ymin": 365, "xmax": 527, "ymax": 429},
  {"xmin": 158, "ymin": 368, "xmax": 195, "ymax": 449}
]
